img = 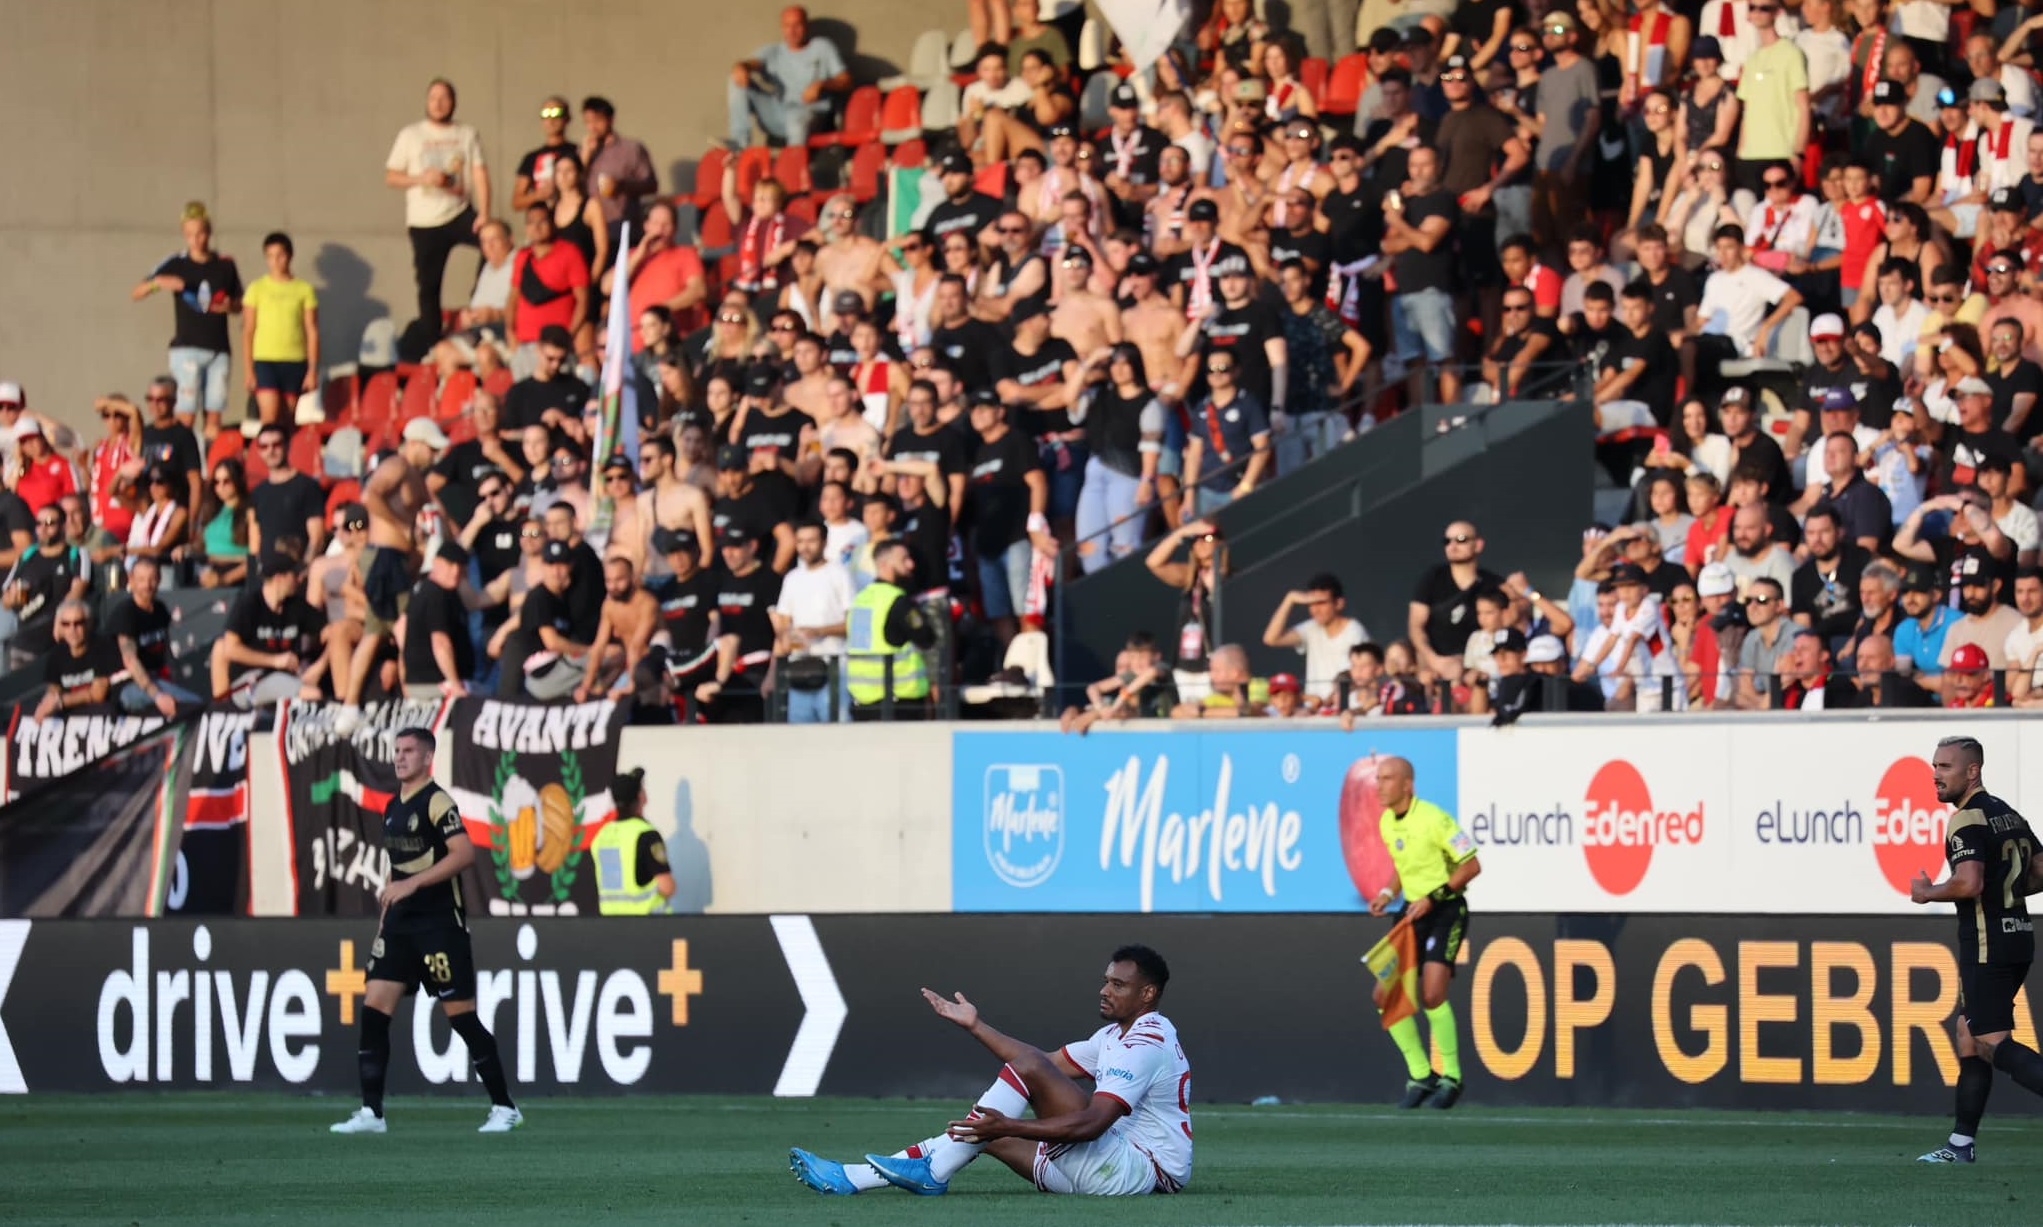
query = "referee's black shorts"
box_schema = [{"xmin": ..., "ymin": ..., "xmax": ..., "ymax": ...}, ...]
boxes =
[
  {"xmin": 1410, "ymin": 895, "xmax": 1470, "ymax": 970},
  {"xmin": 1960, "ymin": 960, "xmax": 2031, "ymax": 1036}
]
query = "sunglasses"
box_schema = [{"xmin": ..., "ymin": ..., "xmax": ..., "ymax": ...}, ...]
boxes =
[
  {"xmin": 911, "ymin": 356, "xmax": 935, "ymax": 369},
  {"xmin": 769, "ymin": 322, "xmax": 797, "ymax": 332},
  {"xmin": 99, "ymin": 409, "xmax": 130, "ymax": 421},
  {"xmin": 540, "ymin": 106, "xmax": 567, "ymax": 119},
  {"xmin": 1671, "ymin": 594, "xmax": 1698, "ymax": 604},
  {"xmin": 1928, "ymin": 292, "xmax": 1960, "ymax": 303},
  {"xmin": 146, "ymin": 393, "xmax": 174, "ymax": 403},
  {"xmin": 1701, "ymin": 160, "xmax": 1725, "ymax": 172},
  {"xmin": 1287, "ymin": 127, "xmax": 1315, "ymax": 138},
  {"xmin": 1439, "ymin": 73, "xmax": 1468, "ymax": 84},
  {"xmin": 36, "ymin": 518, "xmax": 61, "ymax": 529},
  {"xmin": 605, "ymin": 472, "xmax": 632, "ymax": 484},
  {"xmin": 1510, "ymin": 42, "xmax": 1537, "ymax": 52},
  {"xmin": 1444, "ymin": 533, "xmax": 1475, "ymax": 544},
  {"xmin": 1749, "ymin": 3, "xmax": 1777, "ymax": 11},
  {"xmin": 1227, "ymin": 146, "xmax": 1257, "ymax": 157},
  {"xmin": 996, "ymin": 224, "xmax": 1029, "ymax": 235},
  {"xmin": 521, "ymin": 529, "xmax": 543, "ymax": 540},
  {"xmin": 342, "ymin": 520, "xmax": 368, "ymax": 532},
  {"xmin": 899, "ymin": 240, "xmax": 924, "ymax": 252},
  {"xmin": 830, "ymin": 208, "xmax": 857, "ymax": 219},
  {"xmin": 716, "ymin": 312, "xmax": 746, "ymax": 324},
  {"xmin": 1646, "ymin": 105, "xmax": 1671, "ymax": 116},
  {"xmin": 1503, "ymin": 302, "xmax": 1532, "ymax": 312},
  {"xmin": 1207, "ymin": 364, "xmax": 1235, "ymax": 375},
  {"xmin": 479, "ymin": 486, "xmax": 506, "ymax": 499},
  {"xmin": 1990, "ymin": 265, "xmax": 2018, "ymax": 275},
  {"xmin": 1764, "ymin": 177, "xmax": 1791, "ymax": 188},
  {"xmin": 1742, "ymin": 595, "xmax": 1777, "ymax": 606},
  {"xmin": 638, "ymin": 454, "xmax": 660, "ymax": 465},
  {"xmin": 552, "ymin": 456, "xmax": 578, "ymax": 468}
]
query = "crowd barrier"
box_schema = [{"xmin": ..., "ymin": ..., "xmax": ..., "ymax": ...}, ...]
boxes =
[{"xmin": 1, "ymin": 914, "xmax": 2033, "ymax": 1113}]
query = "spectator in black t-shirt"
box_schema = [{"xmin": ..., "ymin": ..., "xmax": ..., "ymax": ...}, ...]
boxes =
[
  {"xmin": 131, "ymin": 205, "xmax": 243, "ymax": 437},
  {"xmin": 499, "ymin": 538, "xmax": 597, "ymax": 700},
  {"xmin": 1162, "ymin": 198, "xmax": 1251, "ymax": 317},
  {"xmin": 712, "ymin": 445, "xmax": 798, "ymax": 572},
  {"xmin": 1984, "ymin": 316, "xmax": 2043, "ymax": 440},
  {"xmin": 1409, "ymin": 520, "xmax": 1506, "ymax": 675},
  {"xmin": 511, "ymin": 96, "xmax": 575, "ymax": 211},
  {"xmin": 2, "ymin": 505, "xmax": 87, "ymax": 670},
  {"xmin": 1796, "ymin": 313, "xmax": 1899, "ymax": 455},
  {"xmin": 1384, "ymin": 144, "xmax": 1462, "ymax": 403},
  {"xmin": 36, "ymin": 600, "xmax": 120, "ymax": 719},
  {"xmin": 1483, "ymin": 286, "xmax": 1563, "ymax": 398},
  {"xmin": 402, "ymin": 541, "xmax": 474, "ymax": 700},
  {"xmin": 881, "ymin": 379, "xmax": 969, "ymax": 516},
  {"xmin": 1182, "ymin": 348, "xmax": 1273, "ymax": 518},
  {"xmin": 928, "ymin": 275, "xmax": 1006, "ymax": 396},
  {"xmin": 1935, "ymin": 376, "xmax": 2027, "ymax": 490},
  {"xmin": 109, "ymin": 556, "xmax": 197, "ymax": 716},
  {"xmin": 1790, "ymin": 505, "xmax": 1872, "ymax": 647},
  {"xmin": 212, "ymin": 557, "xmax": 329, "ymax": 706},
  {"xmin": 1861, "ymin": 80, "xmax": 1940, "ymax": 204},
  {"xmin": 248, "ymin": 423, "xmax": 326, "ymax": 561},
  {"xmin": 502, "ymin": 326, "xmax": 591, "ymax": 435},
  {"xmin": 430, "ymin": 392, "xmax": 525, "ymax": 527},
  {"xmin": 965, "ymin": 394, "xmax": 1054, "ymax": 652},
  {"xmin": 921, "ymin": 152, "xmax": 1004, "ymax": 250},
  {"xmin": 1190, "ymin": 257, "xmax": 1288, "ymax": 420},
  {"xmin": 1607, "ymin": 281, "xmax": 1679, "ymax": 425},
  {"xmin": 139, "ymin": 376, "xmax": 204, "ymax": 526},
  {"xmin": 1719, "ymin": 387, "xmax": 1795, "ymax": 504},
  {"xmin": 704, "ymin": 525, "xmax": 784, "ymax": 723},
  {"xmin": 1633, "ymin": 225, "xmax": 1701, "ymax": 342}
]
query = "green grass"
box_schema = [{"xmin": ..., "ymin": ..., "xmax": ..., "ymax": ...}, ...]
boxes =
[{"xmin": 0, "ymin": 1094, "xmax": 2037, "ymax": 1226}]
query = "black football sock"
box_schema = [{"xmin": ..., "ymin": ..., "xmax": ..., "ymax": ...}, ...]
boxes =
[
  {"xmin": 451, "ymin": 1011, "xmax": 516, "ymax": 1109},
  {"xmin": 359, "ymin": 1007, "xmax": 392, "ymax": 1117},
  {"xmin": 1991, "ymin": 1039, "xmax": 2043, "ymax": 1097},
  {"xmin": 1955, "ymin": 1055, "xmax": 1994, "ymax": 1140}
]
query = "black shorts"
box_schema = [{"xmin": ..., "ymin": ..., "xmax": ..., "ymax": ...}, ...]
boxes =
[
  {"xmin": 366, "ymin": 924, "xmax": 478, "ymax": 1002},
  {"xmin": 1960, "ymin": 960, "xmax": 2031, "ymax": 1037},
  {"xmin": 1410, "ymin": 895, "xmax": 1470, "ymax": 969}
]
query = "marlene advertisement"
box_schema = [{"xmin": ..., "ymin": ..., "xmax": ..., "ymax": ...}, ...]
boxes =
[
  {"xmin": 0, "ymin": 915, "xmax": 2031, "ymax": 1113},
  {"xmin": 1454, "ymin": 721, "xmax": 2029, "ymax": 915},
  {"xmin": 950, "ymin": 728, "xmax": 1458, "ymax": 912}
]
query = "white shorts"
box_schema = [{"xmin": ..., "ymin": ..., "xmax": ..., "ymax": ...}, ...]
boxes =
[{"xmin": 1030, "ymin": 1128, "xmax": 1174, "ymax": 1196}]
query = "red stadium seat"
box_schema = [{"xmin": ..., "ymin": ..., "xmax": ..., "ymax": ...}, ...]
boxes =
[
  {"xmin": 824, "ymin": 85, "xmax": 883, "ymax": 148},
  {"xmin": 436, "ymin": 369, "xmax": 477, "ymax": 420},
  {"xmin": 879, "ymin": 86, "xmax": 922, "ymax": 144},
  {"xmin": 786, "ymin": 194, "xmax": 819, "ymax": 226},
  {"xmin": 326, "ymin": 480, "xmax": 362, "ymax": 520},
  {"xmin": 483, "ymin": 368, "xmax": 512, "ymax": 400},
  {"xmin": 693, "ymin": 146, "xmax": 730, "ymax": 210},
  {"xmin": 288, "ymin": 424, "xmax": 325, "ymax": 482},
  {"xmin": 397, "ymin": 368, "xmax": 435, "ymax": 424},
  {"xmin": 320, "ymin": 373, "xmax": 357, "ymax": 432},
  {"xmin": 850, "ymin": 139, "xmax": 887, "ymax": 202},
  {"xmin": 735, "ymin": 146, "xmax": 774, "ymax": 200},
  {"xmin": 699, "ymin": 201, "xmax": 735, "ymax": 250},
  {"xmin": 975, "ymin": 161, "xmax": 1009, "ymax": 199},
  {"xmin": 892, "ymin": 138, "xmax": 928, "ymax": 169},
  {"xmin": 1300, "ymin": 57, "xmax": 1329, "ymax": 103},
  {"xmin": 775, "ymin": 144, "xmax": 812, "ymax": 195},
  {"xmin": 356, "ymin": 371, "xmax": 399, "ymax": 437},
  {"xmin": 1322, "ymin": 54, "xmax": 1367, "ymax": 117},
  {"xmin": 207, "ymin": 431, "xmax": 243, "ymax": 473}
]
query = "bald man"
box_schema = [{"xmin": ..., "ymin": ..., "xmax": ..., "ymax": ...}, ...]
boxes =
[
  {"xmin": 1367, "ymin": 755, "xmax": 1481, "ymax": 1110},
  {"xmin": 813, "ymin": 192, "xmax": 890, "ymax": 329}
]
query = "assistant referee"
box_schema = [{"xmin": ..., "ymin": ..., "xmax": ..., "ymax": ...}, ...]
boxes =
[{"xmin": 1367, "ymin": 755, "xmax": 1482, "ymax": 1110}]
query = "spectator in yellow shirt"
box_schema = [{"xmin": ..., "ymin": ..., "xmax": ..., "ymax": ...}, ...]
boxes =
[{"xmin": 242, "ymin": 232, "xmax": 321, "ymax": 426}]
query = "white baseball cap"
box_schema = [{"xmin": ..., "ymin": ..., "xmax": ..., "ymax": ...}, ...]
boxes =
[
  {"xmin": 402, "ymin": 418, "xmax": 450, "ymax": 450},
  {"xmin": 10, "ymin": 417, "xmax": 43, "ymax": 441},
  {"xmin": 1525, "ymin": 634, "xmax": 1566, "ymax": 665},
  {"xmin": 1697, "ymin": 561, "xmax": 1737, "ymax": 598},
  {"xmin": 0, "ymin": 381, "xmax": 22, "ymax": 407}
]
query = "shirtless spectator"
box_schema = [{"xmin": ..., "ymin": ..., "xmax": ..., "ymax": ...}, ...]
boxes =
[
  {"xmin": 1119, "ymin": 253, "xmax": 1191, "ymax": 398},
  {"xmin": 336, "ymin": 418, "xmax": 447, "ymax": 729},
  {"xmin": 1050, "ymin": 245, "xmax": 1123, "ymax": 354},
  {"xmin": 636, "ymin": 435, "xmax": 715, "ymax": 579},
  {"xmin": 783, "ymin": 332, "xmax": 834, "ymax": 419},
  {"xmin": 1146, "ymin": 145, "xmax": 1205, "ymax": 260},
  {"xmin": 812, "ymin": 194, "xmax": 888, "ymax": 330},
  {"xmin": 574, "ymin": 556, "xmax": 661, "ymax": 704}
]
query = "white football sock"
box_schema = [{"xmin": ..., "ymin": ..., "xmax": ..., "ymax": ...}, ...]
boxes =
[
  {"xmin": 1951, "ymin": 1133, "xmax": 1975, "ymax": 1148},
  {"xmin": 843, "ymin": 1138, "xmax": 943, "ymax": 1191},
  {"xmin": 926, "ymin": 1064, "xmax": 1032, "ymax": 1183}
]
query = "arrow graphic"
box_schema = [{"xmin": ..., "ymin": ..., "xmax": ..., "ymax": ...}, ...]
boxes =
[
  {"xmin": 0, "ymin": 920, "xmax": 27, "ymax": 1094},
  {"xmin": 769, "ymin": 915, "xmax": 845, "ymax": 1097}
]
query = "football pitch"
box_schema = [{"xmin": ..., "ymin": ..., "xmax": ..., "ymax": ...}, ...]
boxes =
[{"xmin": 2, "ymin": 1094, "xmax": 2038, "ymax": 1227}]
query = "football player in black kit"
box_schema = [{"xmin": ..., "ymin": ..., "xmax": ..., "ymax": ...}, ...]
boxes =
[
  {"xmin": 331, "ymin": 727, "xmax": 522, "ymax": 1135},
  {"xmin": 1912, "ymin": 735, "xmax": 2043, "ymax": 1163}
]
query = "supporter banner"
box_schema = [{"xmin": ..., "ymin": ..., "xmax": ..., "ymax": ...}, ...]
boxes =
[
  {"xmin": 446, "ymin": 698, "xmax": 628, "ymax": 917},
  {"xmin": 1455, "ymin": 719, "xmax": 2029, "ymax": 914},
  {"xmin": 278, "ymin": 700, "xmax": 446, "ymax": 918},
  {"xmin": 0, "ymin": 914, "xmax": 2027, "ymax": 1115},
  {"xmin": 167, "ymin": 708, "xmax": 257, "ymax": 916},
  {"xmin": 950, "ymin": 728, "xmax": 1458, "ymax": 912},
  {"xmin": 2, "ymin": 708, "xmax": 171, "ymax": 802},
  {"xmin": 0, "ymin": 722, "xmax": 186, "ymax": 918}
]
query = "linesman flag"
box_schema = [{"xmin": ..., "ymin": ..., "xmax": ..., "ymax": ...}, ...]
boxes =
[{"xmin": 1362, "ymin": 916, "xmax": 1421, "ymax": 1030}]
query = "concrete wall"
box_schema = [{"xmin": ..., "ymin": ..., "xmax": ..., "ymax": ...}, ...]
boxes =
[{"xmin": 0, "ymin": 0, "xmax": 940, "ymax": 432}]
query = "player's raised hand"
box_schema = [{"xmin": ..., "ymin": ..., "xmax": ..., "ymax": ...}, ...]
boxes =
[
  {"xmin": 946, "ymin": 1107, "xmax": 1009, "ymax": 1144},
  {"xmin": 921, "ymin": 988, "xmax": 979, "ymax": 1030},
  {"xmin": 1910, "ymin": 870, "xmax": 1933, "ymax": 904}
]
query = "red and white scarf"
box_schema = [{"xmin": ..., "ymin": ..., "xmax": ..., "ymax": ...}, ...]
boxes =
[
  {"xmin": 1185, "ymin": 238, "xmax": 1222, "ymax": 320},
  {"xmin": 736, "ymin": 211, "xmax": 788, "ymax": 292}
]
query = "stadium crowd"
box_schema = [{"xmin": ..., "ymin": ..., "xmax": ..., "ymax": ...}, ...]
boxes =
[{"xmin": 14, "ymin": 0, "xmax": 2043, "ymax": 726}]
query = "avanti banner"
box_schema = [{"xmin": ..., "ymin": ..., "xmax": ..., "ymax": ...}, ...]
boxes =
[{"xmin": 276, "ymin": 699, "xmax": 447, "ymax": 918}]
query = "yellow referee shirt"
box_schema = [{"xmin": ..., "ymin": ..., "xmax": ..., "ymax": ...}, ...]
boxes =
[{"xmin": 1380, "ymin": 799, "xmax": 1478, "ymax": 901}]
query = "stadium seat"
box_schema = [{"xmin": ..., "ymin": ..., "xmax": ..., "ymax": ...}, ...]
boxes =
[
  {"xmin": 436, "ymin": 369, "xmax": 477, "ymax": 420},
  {"xmin": 397, "ymin": 368, "xmax": 434, "ymax": 424},
  {"xmin": 288, "ymin": 423, "xmax": 326, "ymax": 482},
  {"xmin": 879, "ymin": 86, "xmax": 922, "ymax": 145},
  {"xmin": 880, "ymin": 29, "xmax": 952, "ymax": 92},
  {"xmin": 734, "ymin": 146, "xmax": 774, "ymax": 200},
  {"xmin": 920, "ymin": 79, "xmax": 960, "ymax": 133},
  {"xmin": 1079, "ymin": 70, "xmax": 1114, "ymax": 134},
  {"xmin": 325, "ymin": 478, "xmax": 362, "ymax": 519},
  {"xmin": 1321, "ymin": 54, "xmax": 1367, "ymax": 118},
  {"xmin": 320, "ymin": 372, "xmax": 358, "ymax": 431},
  {"xmin": 1301, "ymin": 57, "xmax": 1329, "ymax": 103},
  {"xmin": 693, "ymin": 146, "xmax": 730, "ymax": 211},
  {"xmin": 207, "ymin": 431, "xmax": 244, "ymax": 473},
  {"xmin": 823, "ymin": 85, "xmax": 882, "ymax": 148},
  {"xmin": 975, "ymin": 161, "xmax": 1009, "ymax": 199},
  {"xmin": 850, "ymin": 139, "xmax": 887, "ymax": 202},
  {"xmin": 786, "ymin": 194, "xmax": 819, "ymax": 226},
  {"xmin": 949, "ymin": 28, "xmax": 977, "ymax": 69},
  {"xmin": 356, "ymin": 371, "xmax": 399, "ymax": 438},
  {"xmin": 698, "ymin": 200, "xmax": 735, "ymax": 251},
  {"xmin": 775, "ymin": 144, "xmax": 812, "ymax": 196},
  {"xmin": 892, "ymin": 138, "xmax": 928, "ymax": 169},
  {"xmin": 482, "ymin": 368, "xmax": 512, "ymax": 400},
  {"xmin": 1077, "ymin": 18, "xmax": 1107, "ymax": 72}
]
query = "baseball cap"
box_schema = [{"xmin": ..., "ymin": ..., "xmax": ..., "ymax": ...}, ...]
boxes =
[
  {"xmin": 1542, "ymin": 10, "xmax": 1577, "ymax": 32},
  {"xmin": 1992, "ymin": 187, "xmax": 2025, "ymax": 213},
  {"xmin": 1936, "ymin": 85, "xmax": 1962, "ymax": 109},
  {"xmin": 1268, "ymin": 672, "xmax": 1302, "ymax": 695},
  {"xmin": 10, "ymin": 417, "xmax": 42, "ymax": 441},
  {"xmin": 541, "ymin": 539, "xmax": 573, "ymax": 565},
  {"xmin": 1187, "ymin": 198, "xmax": 1220, "ymax": 223},
  {"xmin": 337, "ymin": 503, "xmax": 369, "ymax": 531},
  {"xmin": 1955, "ymin": 375, "xmax": 1994, "ymax": 397},
  {"xmin": 1442, "ymin": 54, "xmax": 1472, "ymax": 74},
  {"xmin": 1697, "ymin": 562, "xmax": 1737, "ymax": 598},
  {"xmin": 145, "ymin": 462, "xmax": 175, "ymax": 487},
  {"xmin": 653, "ymin": 527, "xmax": 700, "ymax": 556},
  {"xmin": 832, "ymin": 289, "xmax": 865, "ymax": 315},
  {"xmin": 1691, "ymin": 35, "xmax": 1724, "ymax": 61},
  {"xmin": 402, "ymin": 418, "xmax": 450, "ymax": 450},
  {"xmin": 1960, "ymin": 547, "xmax": 1998, "ymax": 582},
  {"xmin": 0, "ymin": 381, "xmax": 21, "ymax": 407},
  {"xmin": 1609, "ymin": 562, "xmax": 1648, "ymax": 586},
  {"xmin": 715, "ymin": 444, "xmax": 748, "ymax": 471},
  {"xmin": 435, "ymin": 541, "xmax": 471, "ymax": 569},
  {"xmin": 1872, "ymin": 79, "xmax": 1906, "ymax": 106},
  {"xmin": 1214, "ymin": 254, "xmax": 1253, "ymax": 278},
  {"xmin": 1526, "ymin": 634, "xmax": 1566, "ymax": 665},
  {"xmin": 1902, "ymin": 562, "xmax": 1942, "ymax": 593},
  {"xmin": 939, "ymin": 151, "xmax": 973, "ymax": 176},
  {"xmin": 1403, "ymin": 24, "xmax": 1435, "ymax": 45},
  {"xmin": 1951, "ymin": 642, "xmax": 1991, "ymax": 672},
  {"xmin": 601, "ymin": 452, "xmax": 635, "ymax": 475},
  {"xmin": 1972, "ymin": 77, "xmax": 2008, "ymax": 105},
  {"xmin": 744, "ymin": 363, "xmax": 781, "ymax": 397},
  {"xmin": 1125, "ymin": 251, "xmax": 1159, "ymax": 277},
  {"xmin": 1819, "ymin": 387, "xmax": 1857, "ymax": 413},
  {"xmin": 1809, "ymin": 313, "xmax": 1845, "ymax": 341},
  {"xmin": 1492, "ymin": 627, "xmax": 1529, "ymax": 654},
  {"xmin": 1010, "ymin": 297, "xmax": 1050, "ymax": 325},
  {"xmin": 720, "ymin": 523, "xmax": 754, "ymax": 547},
  {"xmin": 1047, "ymin": 123, "xmax": 1077, "ymax": 141},
  {"xmin": 1719, "ymin": 385, "xmax": 1751, "ymax": 408},
  {"xmin": 1110, "ymin": 83, "xmax": 1139, "ymax": 108},
  {"xmin": 1059, "ymin": 243, "xmax": 1094, "ymax": 267}
]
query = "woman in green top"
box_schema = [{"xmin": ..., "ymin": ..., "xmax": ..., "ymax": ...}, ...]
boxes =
[{"xmin": 197, "ymin": 458, "xmax": 253, "ymax": 588}]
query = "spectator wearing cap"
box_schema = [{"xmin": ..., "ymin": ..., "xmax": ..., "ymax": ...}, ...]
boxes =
[
  {"xmin": 1716, "ymin": 388, "xmax": 1793, "ymax": 502},
  {"xmin": 1943, "ymin": 642, "xmax": 1998, "ymax": 707},
  {"xmin": 10, "ymin": 418, "xmax": 76, "ymax": 519},
  {"xmin": 1606, "ymin": 561, "xmax": 1686, "ymax": 710},
  {"xmin": 2002, "ymin": 567, "xmax": 2043, "ymax": 705},
  {"xmin": 1097, "ymin": 83, "xmax": 1166, "ymax": 225},
  {"xmin": 1926, "ymin": 374, "xmax": 2026, "ymax": 491},
  {"xmin": 1695, "ymin": 560, "xmax": 1744, "ymax": 691},
  {"xmin": 1972, "ymin": 77, "xmax": 2033, "ymax": 196},
  {"xmin": 1862, "ymin": 80, "xmax": 1939, "ymax": 206},
  {"xmin": 703, "ymin": 522, "xmax": 783, "ymax": 723},
  {"xmin": 1467, "ymin": 627, "xmax": 1533, "ymax": 719},
  {"xmin": 1261, "ymin": 671, "xmax": 1307, "ymax": 719},
  {"xmin": 1163, "ymin": 197, "xmax": 1250, "ymax": 321},
  {"xmin": 1976, "ymin": 451, "xmax": 2041, "ymax": 566},
  {"xmin": 212, "ymin": 555, "xmax": 330, "ymax": 706},
  {"xmin": 1181, "ymin": 250, "xmax": 1287, "ymax": 414},
  {"xmin": 400, "ymin": 542, "xmax": 474, "ymax": 701},
  {"xmin": 643, "ymin": 527, "xmax": 720, "ymax": 709},
  {"xmin": 381, "ymin": 81, "xmax": 487, "ymax": 354},
  {"xmin": 1968, "ymin": 32, "xmax": 2037, "ymax": 121},
  {"xmin": 505, "ymin": 204, "xmax": 592, "ymax": 377},
  {"xmin": 966, "ymin": 393, "xmax": 1055, "ymax": 654},
  {"xmin": 1794, "ymin": 312, "xmax": 1898, "ymax": 451},
  {"xmin": 728, "ymin": 6, "xmax": 850, "ymax": 150},
  {"xmin": 771, "ymin": 520, "xmax": 855, "ymax": 724},
  {"xmin": 1891, "ymin": 561, "xmax": 1957, "ymax": 681},
  {"xmin": 713, "ymin": 444, "xmax": 798, "ymax": 573},
  {"xmin": 734, "ymin": 359, "xmax": 822, "ymax": 498},
  {"xmin": 1790, "ymin": 503, "xmax": 1872, "ymax": 640},
  {"xmin": 498, "ymin": 537, "xmax": 598, "ymax": 700},
  {"xmin": 1939, "ymin": 545, "xmax": 2026, "ymax": 670},
  {"xmin": 921, "ymin": 153, "xmax": 1006, "ymax": 251},
  {"xmin": 1730, "ymin": 575, "xmax": 1794, "ymax": 708},
  {"xmin": 131, "ymin": 204, "xmax": 243, "ymax": 437}
]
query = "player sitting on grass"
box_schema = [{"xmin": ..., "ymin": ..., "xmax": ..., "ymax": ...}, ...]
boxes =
[{"xmin": 789, "ymin": 946, "xmax": 1191, "ymax": 1197}]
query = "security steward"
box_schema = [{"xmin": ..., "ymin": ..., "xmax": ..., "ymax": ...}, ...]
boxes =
[
  {"xmin": 846, "ymin": 539, "xmax": 938, "ymax": 720},
  {"xmin": 590, "ymin": 767, "xmax": 675, "ymax": 915}
]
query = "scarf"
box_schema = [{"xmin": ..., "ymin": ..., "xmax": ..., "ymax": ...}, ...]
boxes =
[
  {"xmin": 737, "ymin": 212, "xmax": 788, "ymax": 292},
  {"xmin": 1110, "ymin": 127, "xmax": 1142, "ymax": 179},
  {"xmin": 1326, "ymin": 257, "xmax": 1372, "ymax": 328},
  {"xmin": 1185, "ymin": 238, "xmax": 1222, "ymax": 320}
]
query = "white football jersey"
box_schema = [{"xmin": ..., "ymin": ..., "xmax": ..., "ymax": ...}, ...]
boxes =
[{"xmin": 1059, "ymin": 1011, "xmax": 1193, "ymax": 1191}]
